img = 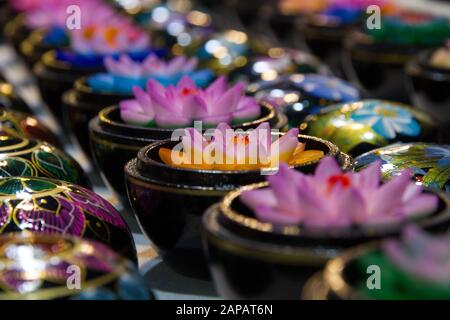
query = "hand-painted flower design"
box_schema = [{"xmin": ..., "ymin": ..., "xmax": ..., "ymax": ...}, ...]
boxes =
[
  {"xmin": 241, "ymin": 157, "xmax": 438, "ymax": 227},
  {"xmin": 350, "ymin": 101, "xmax": 421, "ymax": 139},
  {"xmin": 292, "ymin": 74, "xmax": 359, "ymax": 102},
  {"xmin": 425, "ymin": 146, "xmax": 450, "ymax": 167},
  {"xmin": 120, "ymin": 76, "xmax": 260, "ymax": 127}
]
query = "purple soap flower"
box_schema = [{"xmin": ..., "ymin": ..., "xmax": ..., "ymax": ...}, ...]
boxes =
[
  {"xmin": 120, "ymin": 76, "xmax": 260, "ymax": 128},
  {"xmin": 383, "ymin": 225, "xmax": 450, "ymax": 283},
  {"xmin": 240, "ymin": 157, "xmax": 438, "ymax": 227}
]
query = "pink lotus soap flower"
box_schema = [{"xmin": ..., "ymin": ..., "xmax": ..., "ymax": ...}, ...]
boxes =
[
  {"xmin": 383, "ymin": 225, "xmax": 450, "ymax": 284},
  {"xmin": 71, "ymin": 19, "xmax": 150, "ymax": 55},
  {"xmin": 120, "ymin": 76, "xmax": 261, "ymax": 128},
  {"xmin": 158, "ymin": 122, "xmax": 324, "ymax": 170},
  {"xmin": 240, "ymin": 157, "xmax": 438, "ymax": 227}
]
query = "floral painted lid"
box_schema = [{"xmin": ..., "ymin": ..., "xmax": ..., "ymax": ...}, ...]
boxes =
[
  {"xmin": 0, "ymin": 134, "xmax": 88, "ymax": 186},
  {"xmin": 355, "ymin": 143, "xmax": 450, "ymax": 194},
  {"xmin": 0, "ymin": 177, "xmax": 135, "ymax": 261},
  {"xmin": 0, "ymin": 109, "xmax": 58, "ymax": 145},
  {"xmin": 301, "ymin": 100, "xmax": 436, "ymax": 156},
  {"xmin": 0, "ymin": 233, "xmax": 151, "ymax": 300}
]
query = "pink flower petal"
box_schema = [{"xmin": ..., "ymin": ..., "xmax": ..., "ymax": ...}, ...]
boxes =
[
  {"xmin": 314, "ymin": 156, "xmax": 342, "ymax": 182},
  {"xmin": 368, "ymin": 170, "xmax": 412, "ymax": 216},
  {"xmin": 254, "ymin": 205, "xmax": 303, "ymax": 225},
  {"xmin": 353, "ymin": 160, "xmax": 381, "ymax": 190},
  {"xmin": 155, "ymin": 114, "xmax": 191, "ymax": 128},
  {"xmin": 214, "ymin": 82, "xmax": 245, "ymax": 114},
  {"xmin": 402, "ymin": 194, "xmax": 439, "ymax": 220},
  {"xmin": 240, "ymin": 189, "xmax": 277, "ymax": 211}
]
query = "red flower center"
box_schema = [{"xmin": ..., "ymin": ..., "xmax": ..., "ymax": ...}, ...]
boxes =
[
  {"xmin": 327, "ymin": 174, "xmax": 351, "ymax": 191},
  {"xmin": 233, "ymin": 135, "xmax": 250, "ymax": 145},
  {"xmin": 181, "ymin": 88, "xmax": 197, "ymax": 96}
]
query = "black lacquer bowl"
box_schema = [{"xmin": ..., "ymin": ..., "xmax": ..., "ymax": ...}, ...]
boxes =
[
  {"xmin": 298, "ymin": 13, "xmax": 357, "ymax": 76},
  {"xmin": 33, "ymin": 50, "xmax": 105, "ymax": 121},
  {"xmin": 63, "ymin": 77, "xmax": 131, "ymax": 158},
  {"xmin": 343, "ymin": 31, "xmax": 433, "ymax": 102},
  {"xmin": 203, "ymin": 184, "xmax": 450, "ymax": 299},
  {"xmin": 125, "ymin": 134, "xmax": 350, "ymax": 279},
  {"xmin": 90, "ymin": 102, "xmax": 287, "ymax": 206},
  {"xmin": 20, "ymin": 28, "xmax": 69, "ymax": 67},
  {"xmin": 3, "ymin": 13, "xmax": 31, "ymax": 51},
  {"xmin": 405, "ymin": 48, "xmax": 450, "ymax": 142}
]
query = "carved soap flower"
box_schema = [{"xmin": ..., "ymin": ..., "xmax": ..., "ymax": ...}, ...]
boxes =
[
  {"xmin": 158, "ymin": 122, "xmax": 324, "ymax": 170},
  {"xmin": 120, "ymin": 76, "xmax": 261, "ymax": 128},
  {"xmin": 383, "ymin": 225, "xmax": 450, "ymax": 285},
  {"xmin": 70, "ymin": 19, "xmax": 150, "ymax": 56},
  {"xmin": 240, "ymin": 157, "xmax": 438, "ymax": 227},
  {"xmin": 88, "ymin": 54, "xmax": 213, "ymax": 94}
]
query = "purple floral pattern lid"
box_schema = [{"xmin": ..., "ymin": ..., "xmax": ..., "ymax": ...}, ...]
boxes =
[{"xmin": 0, "ymin": 177, "xmax": 135, "ymax": 261}]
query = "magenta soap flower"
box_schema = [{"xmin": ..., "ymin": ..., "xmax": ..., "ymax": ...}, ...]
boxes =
[
  {"xmin": 383, "ymin": 225, "xmax": 450, "ymax": 284},
  {"xmin": 120, "ymin": 76, "xmax": 261, "ymax": 128},
  {"xmin": 240, "ymin": 157, "xmax": 439, "ymax": 227}
]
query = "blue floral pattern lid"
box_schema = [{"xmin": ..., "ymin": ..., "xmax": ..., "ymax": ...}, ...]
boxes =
[{"xmin": 302, "ymin": 100, "xmax": 436, "ymax": 156}]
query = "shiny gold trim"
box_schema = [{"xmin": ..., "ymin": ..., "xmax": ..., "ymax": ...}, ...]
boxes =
[
  {"xmin": 0, "ymin": 137, "xmax": 30, "ymax": 152},
  {"xmin": 126, "ymin": 176, "xmax": 229, "ymax": 196},
  {"xmin": 323, "ymin": 242, "xmax": 379, "ymax": 300},
  {"xmin": 0, "ymin": 178, "xmax": 70, "ymax": 201},
  {"xmin": 301, "ymin": 272, "xmax": 330, "ymax": 300}
]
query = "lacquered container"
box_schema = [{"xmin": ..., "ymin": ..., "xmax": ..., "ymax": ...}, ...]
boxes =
[
  {"xmin": 343, "ymin": 29, "xmax": 447, "ymax": 102},
  {"xmin": 90, "ymin": 102, "xmax": 287, "ymax": 205},
  {"xmin": 405, "ymin": 48, "xmax": 450, "ymax": 142},
  {"xmin": 125, "ymin": 134, "xmax": 350, "ymax": 278},
  {"xmin": 301, "ymin": 100, "xmax": 436, "ymax": 157},
  {"xmin": 0, "ymin": 233, "xmax": 152, "ymax": 300},
  {"xmin": 355, "ymin": 143, "xmax": 450, "ymax": 195},
  {"xmin": 33, "ymin": 50, "xmax": 106, "ymax": 121},
  {"xmin": 0, "ymin": 176, "xmax": 136, "ymax": 262},
  {"xmin": 203, "ymin": 184, "xmax": 450, "ymax": 299},
  {"xmin": 63, "ymin": 77, "xmax": 130, "ymax": 157}
]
